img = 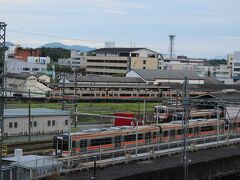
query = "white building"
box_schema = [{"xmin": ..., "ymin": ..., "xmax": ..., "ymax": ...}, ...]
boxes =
[
  {"xmin": 6, "ymin": 73, "xmax": 52, "ymax": 98},
  {"xmin": 160, "ymin": 56, "xmax": 207, "ymax": 70},
  {"xmin": 232, "ymin": 51, "xmax": 240, "ymax": 82},
  {"xmin": 3, "ymin": 108, "xmax": 70, "ymax": 136},
  {"xmin": 5, "ymin": 58, "xmax": 48, "ymax": 75},
  {"xmin": 213, "ymin": 65, "xmax": 233, "ymax": 84},
  {"xmin": 58, "ymin": 50, "xmax": 87, "ymax": 68}
]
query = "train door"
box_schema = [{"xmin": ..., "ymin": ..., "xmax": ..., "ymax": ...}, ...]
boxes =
[
  {"xmin": 54, "ymin": 136, "xmax": 63, "ymax": 157},
  {"xmin": 80, "ymin": 139, "xmax": 87, "ymax": 152},
  {"xmin": 114, "ymin": 136, "xmax": 121, "ymax": 148},
  {"xmin": 170, "ymin": 129, "xmax": 175, "ymax": 141},
  {"xmin": 145, "ymin": 132, "xmax": 151, "ymax": 144},
  {"xmin": 194, "ymin": 127, "xmax": 199, "ymax": 136}
]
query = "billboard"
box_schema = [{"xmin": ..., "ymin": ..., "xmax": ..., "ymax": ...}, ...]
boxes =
[{"xmin": 27, "ymin": 56, "xmax": 50, "ymax": 64}]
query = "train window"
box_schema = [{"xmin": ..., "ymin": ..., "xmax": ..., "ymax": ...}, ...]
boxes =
[
  {"xmin": 63, "ymin": 139, "xmax": 69, "ymax": 151},
  {"xmin": 90, "ymin": 137, "xmax": 112, "ymax": 146},
  {"xmin": 170, "ymin": 129, "xmax": 175, "ymax": 136},
  {"xmin": 201, "ymin": 126, "xmax": 213, "ymax": 132},
  {"xmin": 163, "ymin": 131, "xmax": 168, "ymax": 137},
  {"xmin": 189, "ymin": 128, "xmax": 193, "ymax": 134},
  {"xmin": 124, "ymin": 134, "xmax": 136, "ymax": 142},
  {"xmin": 153, "ymin": 132, "xmax": 157, "ymax": 138},
  {"xmin": 138, "ymin": 134, "xmax": 143, "ymax": 140},
  {"xmin": 177, "ymin": 129, "xmax": 182, "ymax": 135},
  {"xmin": 72, "ymin": 141, "xmax": 76, "ymax": 148},
  {"xmin": 211, "ymin": 115, "xmax": 217, "ymax": 119},
  {"xmin": 194, "ymin": 127, "xmax": 199, "ymax": 133},
  {"xmin": 80, "ymin": 140, "xmax": 87, "ymax": 148},
  {"xmin": 145, "ymin": 132, "xmax": 151, "ymax": 139}
]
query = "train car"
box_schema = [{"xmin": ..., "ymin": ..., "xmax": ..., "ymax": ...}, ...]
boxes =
[
  {"xmin": 154, "ymin": 105, "xmax": 224, "ymax": 123},
  {"xmin": 53, "ymin": 117, "xmax": 232, "ymax": 157},
  {"xmin": 53, "ymin": 126, "xmax": 159, "ymax": 156}
]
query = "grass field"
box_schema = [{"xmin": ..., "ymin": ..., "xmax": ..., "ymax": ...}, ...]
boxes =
[
  {"xmin": 6, "ymin": 101, "xmax": 161, "ymax": 123},
  {"xmin": 6, "ymin": 101, "xmax": 160, "ymax": 114}
]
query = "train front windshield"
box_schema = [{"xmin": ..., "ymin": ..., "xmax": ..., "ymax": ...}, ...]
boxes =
[
  {"xmin": 53, "ymin": 135, "xmax": 69, "ymax": 151},
  {"xmin": 155, "ymin": 107, "xmax": 166, "ymax": 114}
]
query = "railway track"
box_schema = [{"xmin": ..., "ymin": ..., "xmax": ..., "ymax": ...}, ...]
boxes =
[{"xmin": 4, "ymin": 140, "xmax": 53, "ymax": 155}]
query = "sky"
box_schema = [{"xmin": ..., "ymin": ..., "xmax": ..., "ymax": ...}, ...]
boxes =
[{"xmin": 1, "ymin": 0, "xmax": 240, "ymax": 58}]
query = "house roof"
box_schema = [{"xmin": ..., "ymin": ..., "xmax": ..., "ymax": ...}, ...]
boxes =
[
  {"xmin": 131, "ymin": 69, "xmax": 202, "ymax": 81},
  {"xmin": 194, "ymin": 91, "xmax": 240, "ymax": 101},
  {"xmin": 6, "ymin": 73, "xmax": 35, "ymax": 79},
  {"xmin": 4, "ymin": 108, "xmax": 69, "ymax": 118},
  {"xmin": 35, "ymin": 72, "xmax": 49, "ymax": 78},
  {"xmin": 3, "ymin": 155, "xmax": 58, "ymax": 169},
  {"xmin": 66, "ymin": 75, "xmax": 145, "ymax": 83},
  {"xmin": 89, "ymin": 48, "xmax": 146, "ymax": 54}
]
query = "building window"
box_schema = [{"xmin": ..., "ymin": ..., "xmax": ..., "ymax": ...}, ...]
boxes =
[
  {"xmin": 14, "ymin": 122, "xmax": 18, "ymax": 128},
  {"xmin": 52, "ymin": 120, "xmax": 55, "ymax": 126},
  {"xmin": 143, "ymin": 67, "xmax": 146, "ymax": 69},
  {"xmin": 47, "ymin": 120, "xmax": 51, "ymax": 126},
  {"xmin": 34, "ymin": 121, "xmax": 37, "ymax": 127},
  {"xmin": 9, "ymin": 122, "xmax": 12, "ymax": 128},
  {"xmin": 143, "ymin": 60, "xmax": 146, "ymax": 64},
  {"xmin": 65, "ymin": 120, "xmax": 68, "ymax": 126},
  {"xmin": 234, "ymin": 68, "xmax": 240, "ymax": 72}
]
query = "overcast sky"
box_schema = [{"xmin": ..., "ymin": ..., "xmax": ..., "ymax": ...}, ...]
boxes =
[{"xmin": 1, "ymin": 0, "xmax": 240, "ymax": 58}]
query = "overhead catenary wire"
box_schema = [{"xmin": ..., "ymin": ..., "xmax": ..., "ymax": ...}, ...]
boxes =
[{"xmin": 8, "ymin": 29, "xmax": 105, "ymax": 45}]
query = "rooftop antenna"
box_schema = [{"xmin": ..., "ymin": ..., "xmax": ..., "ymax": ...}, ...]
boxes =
[{"xmin": 169, "ymin": 35, "xmax": 175, "ymax": 58}]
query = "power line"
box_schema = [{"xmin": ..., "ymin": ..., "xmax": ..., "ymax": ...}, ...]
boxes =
[{"xmin": 8, "ymin": 29, "xmax": 105, "ymax": 45}]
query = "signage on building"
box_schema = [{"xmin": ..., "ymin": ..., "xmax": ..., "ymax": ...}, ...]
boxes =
[{"xmin": 27, "ymin": 56, "xmax": 50, "ymax": 64}]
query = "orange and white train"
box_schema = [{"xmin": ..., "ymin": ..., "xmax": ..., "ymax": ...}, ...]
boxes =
[{"xmin": 53, "ymin": 117, "xmax": 237, "ymax": 156}]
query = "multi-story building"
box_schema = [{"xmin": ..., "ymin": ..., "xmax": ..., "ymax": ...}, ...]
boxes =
[
  {"xmin": 82, "ymin": 48, "xmax": 162, "ymax": 75},
  {"xmin": 232, "ymin": 52, "xmax": 240, "ymax": 82},
  {"xmin": 160, "ymin": 56, "xmax": 207, "ymax": 70},
  {"xmin": 13, "ymin": 46, "xmax": 41, "ymax": 61},
  {"xmin": 58, "ymin": 50, "xmax": 87, "ymax": 68},
  {"xmin": 213, "ymin": 65, "xmax": 232, "ymax": 84},
  {"xmin": 227, "ymin": 53, "xmax": 234, "ymax": 66}
]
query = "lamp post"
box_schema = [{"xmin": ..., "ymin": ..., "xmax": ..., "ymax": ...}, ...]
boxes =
[{"xmin": 91, "ymin": 156, "xmax": 97, "ymax": 180}]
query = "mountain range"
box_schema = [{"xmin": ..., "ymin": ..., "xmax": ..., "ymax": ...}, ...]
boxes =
[{"xmin": 40, "ymin": 42, "xmax": 95, "ymax": 52}]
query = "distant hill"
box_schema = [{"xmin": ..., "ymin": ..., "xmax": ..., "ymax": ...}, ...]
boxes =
[
  {"xmin": 5, "ymin": 41, "xmax": 15, "ymax": 47},
  {"xmin": 40, "ymin": 42, "xmax": 95, "ymax": 52}
]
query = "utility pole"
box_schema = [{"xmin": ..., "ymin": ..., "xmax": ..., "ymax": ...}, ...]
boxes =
[
  {"xmin": 28, "ymin": 89, "xmax": 31, "ymax": 142},
  {"xmin": 62, "ymin": 72, "xmax": 66, "ymax": 110},
  {"xmin": 90, "ymin": 75, "xmax": 93, "ymax": 107},
  {"xmin": 182, "ymin": 77, "xmax": 189, "ymax": 180},
  {"xmin": 74, "ymin": 66, "xmax": 78, "ymax": 128},
  {"xmin": 0, "ymin": 22, "xmax": 6, "ymax": 180}
]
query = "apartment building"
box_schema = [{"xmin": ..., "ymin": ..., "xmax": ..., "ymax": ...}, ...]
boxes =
[{"xmin": 83, "ymin": 48, "xmax": 162, "ymax": 75}]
